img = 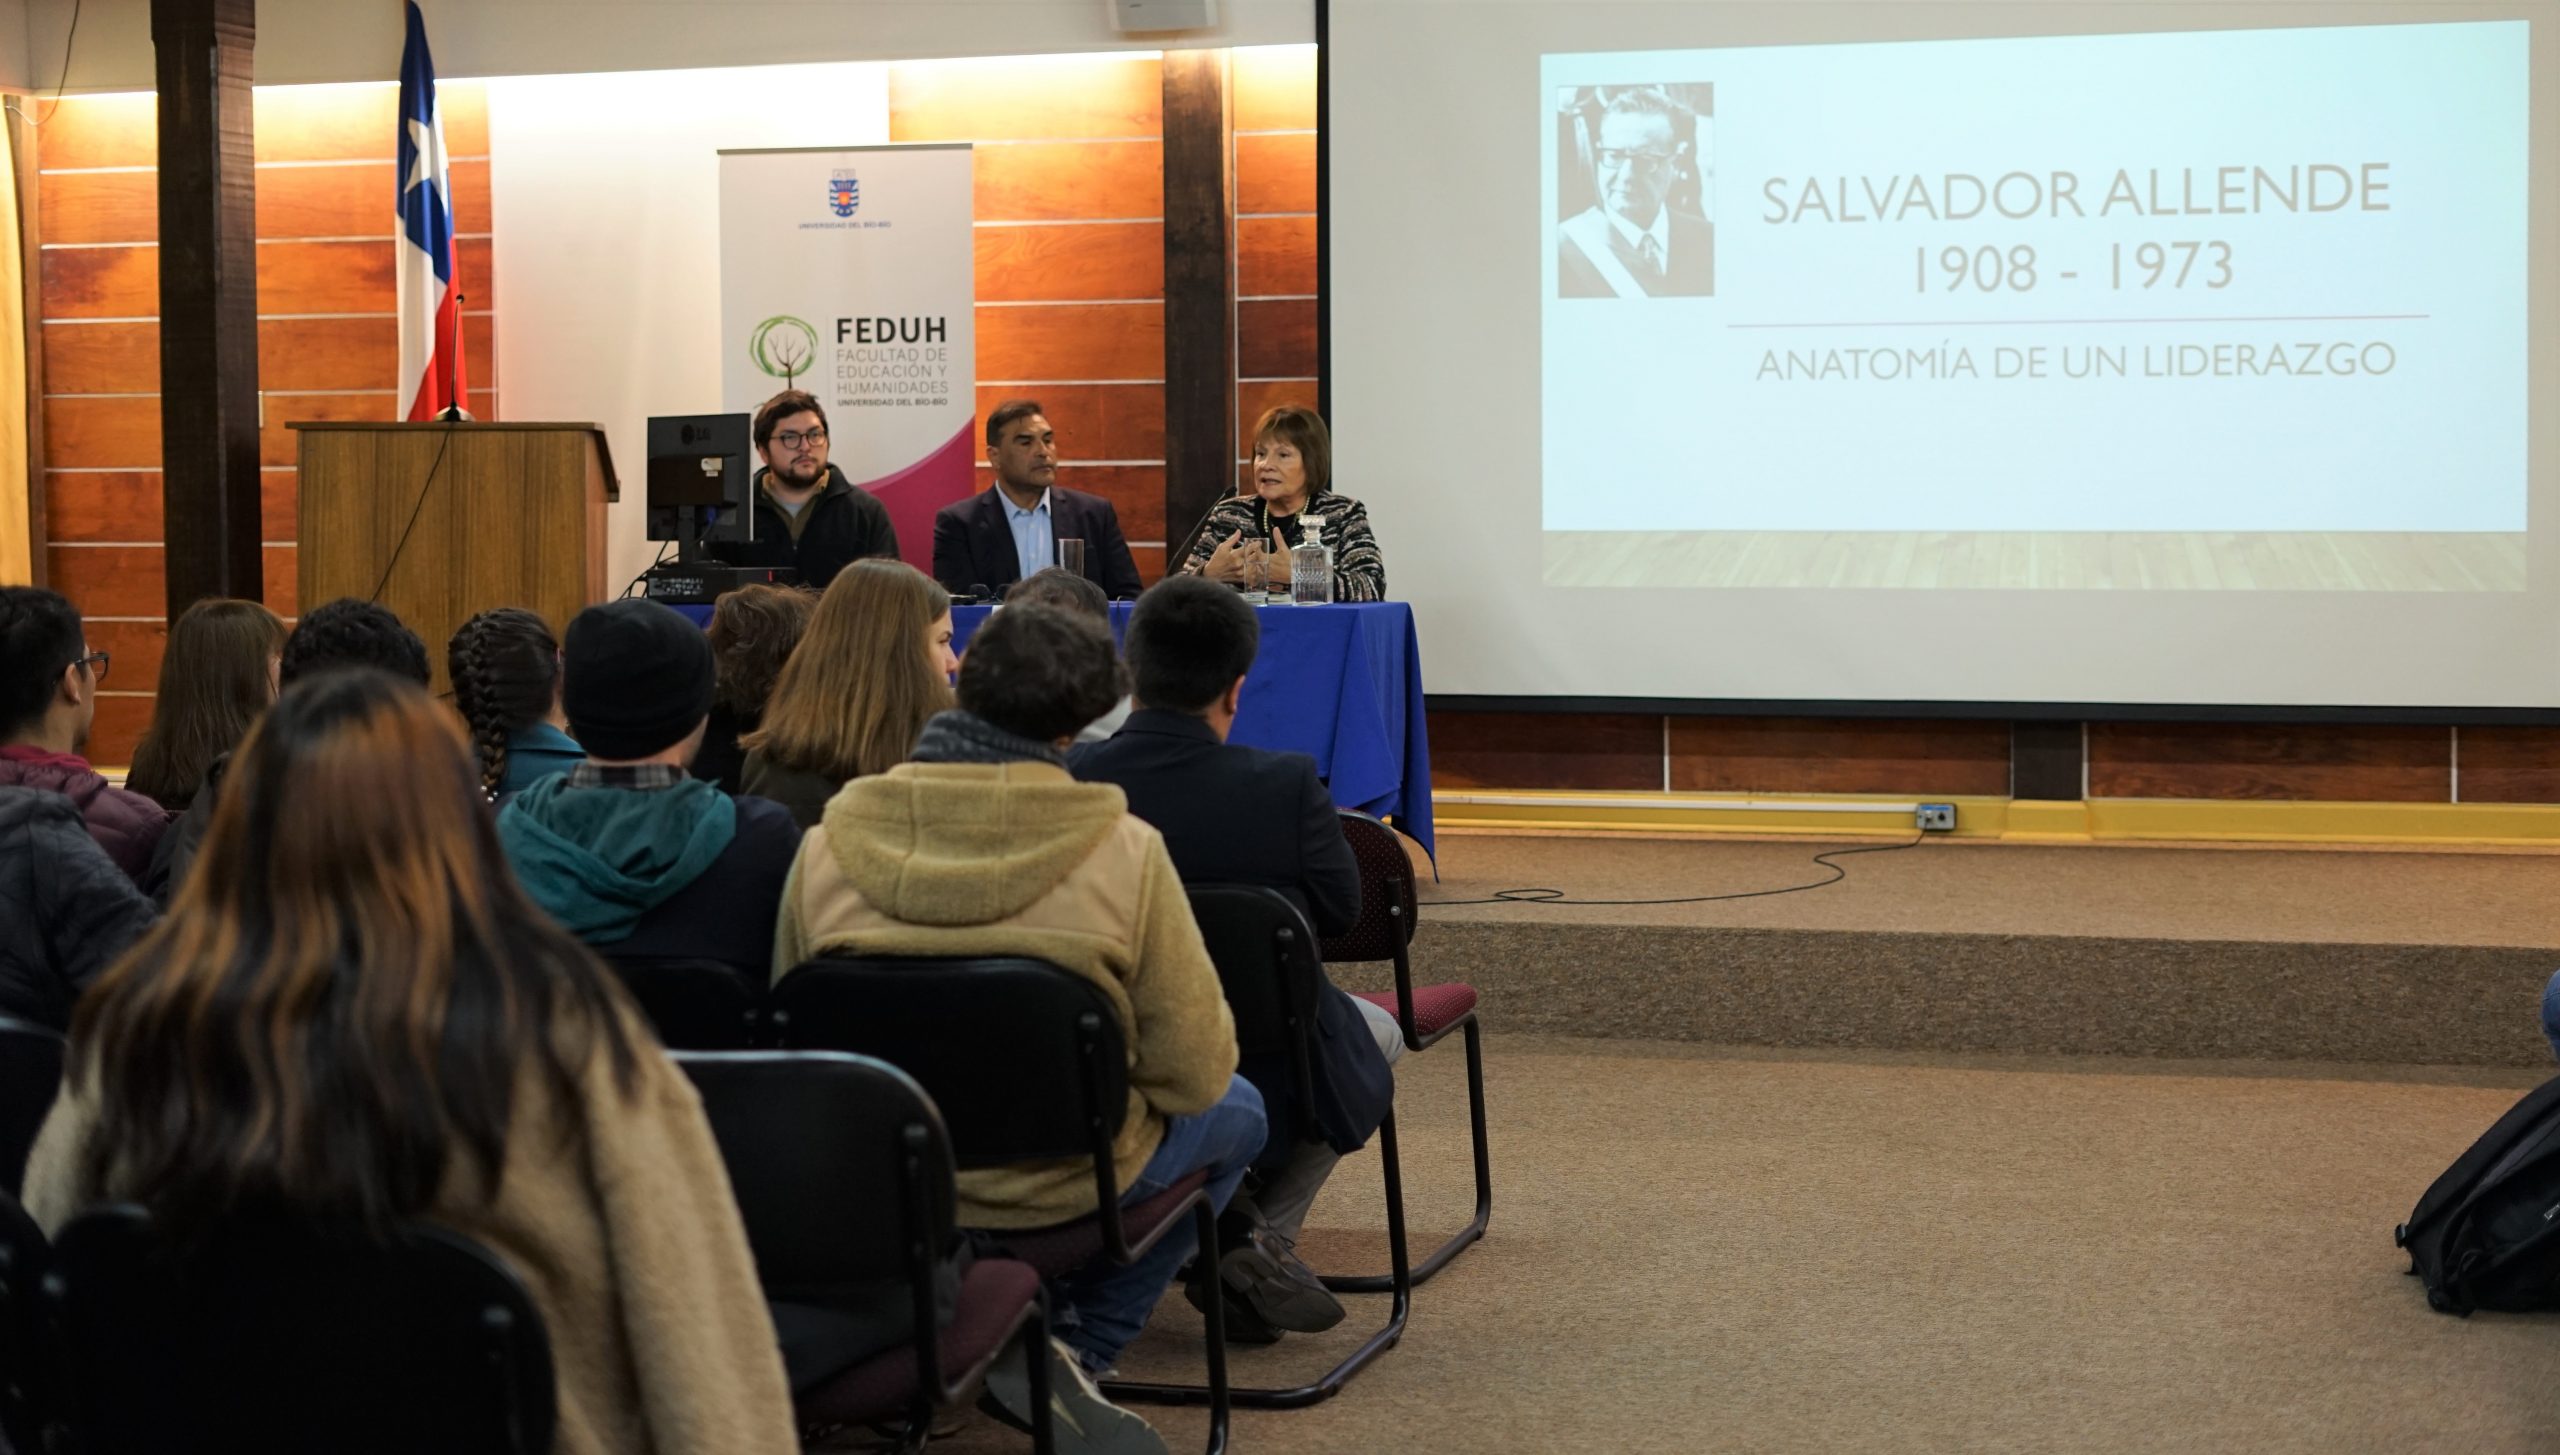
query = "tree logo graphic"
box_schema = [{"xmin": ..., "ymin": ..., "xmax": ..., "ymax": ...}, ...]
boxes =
[{"xmin": 749, "ymin": 316, "xmax": 820, "ymax": 389}]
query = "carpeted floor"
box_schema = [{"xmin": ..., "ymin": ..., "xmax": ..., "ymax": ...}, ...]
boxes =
[{"xmin": 930, "ymin": 1033, "xmax": 2560, "ymax": 1454}]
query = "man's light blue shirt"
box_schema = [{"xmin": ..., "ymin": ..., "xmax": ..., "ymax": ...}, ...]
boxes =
[{"xmin": 1003, "ymin": 488, "xmax": 1053, "ymax": 582}]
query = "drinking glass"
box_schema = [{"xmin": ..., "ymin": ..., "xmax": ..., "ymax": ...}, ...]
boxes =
[
  {"xmin": 1238, "ymin": 539, "xmax": 1268, "ymax": 602},
  {"xmin": 1055, "ymin": 537, "xmax": 1086, "ymax": 577}
]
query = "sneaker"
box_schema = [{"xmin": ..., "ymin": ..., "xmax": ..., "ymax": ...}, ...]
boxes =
[
  {"xmin": 1183, "ymin": 1264, "xmax": 1285, "ymax": 1345},
  {"xmin": 1210, "ymin": 1224, "xmax": 1346, "ymax": 1334},
  {"xmin": 980, "ymin": 1334, "xmax": 1168, "ymax": 1455}
]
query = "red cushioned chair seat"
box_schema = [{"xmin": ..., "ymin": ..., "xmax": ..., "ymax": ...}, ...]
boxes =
[
  {"xmin": 794, "ymin": 1257, "xmax": 1044, "ymax": 1428},
  {"xmin": 1355, "ymin": 983, "xmax": 1478, "ymax": 1042},
  {"xmin": 976, "ymin": 1169, "xmax": 1210, "ymax": 1281}
]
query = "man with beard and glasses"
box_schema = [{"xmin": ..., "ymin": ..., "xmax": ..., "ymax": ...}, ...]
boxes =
[{"xmin": 714, "ymin": 389, "xmax": 900, "ymax": 591}]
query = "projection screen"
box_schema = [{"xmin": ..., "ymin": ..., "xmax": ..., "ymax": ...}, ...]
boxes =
[{"xmin": 1327, "ymin": 1, "xmax": 2556, "ymax": 709}]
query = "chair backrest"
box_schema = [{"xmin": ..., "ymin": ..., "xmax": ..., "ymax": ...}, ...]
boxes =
[
  {"xmin": 0, "ymin": 1017, "xmax": 66, "ymax": 1196},
  {"xmin": 47, "ymin": 1205, "xmax": 556, "ymax": 1454},
  {"xmin": 674, "ymin": 1049, "xmax": 954, "ymax": 1298},
  {"xmin": 770, "ymin": 957, "xmax": 1129, "ymax": 1170},
  {"xmin": 0, "ymin": 1187, "xmax": 54, "ymax": 1452},
  {"xmin": 1184, "ymin": 884, "xmax": 1323, "ymax": 1110},
  {"xmin": 605, "ymin": 957, "xmax": 765, "ymax": 1050},
  {"xmin": 1321, "ymin": 809, "xmax": 1418, "ymax": 966}
]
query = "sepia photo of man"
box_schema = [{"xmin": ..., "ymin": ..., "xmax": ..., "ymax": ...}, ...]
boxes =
[{"xmin": 1556, "ymin": 84, "xmax": 1715, "ymax": 298}]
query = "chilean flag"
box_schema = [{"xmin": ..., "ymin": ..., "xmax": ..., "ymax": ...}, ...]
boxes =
[{"xmin": 396, "ymin": 1, "xmax": 467, "ymax": 421}]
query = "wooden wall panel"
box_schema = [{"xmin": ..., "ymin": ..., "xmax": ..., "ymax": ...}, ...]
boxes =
[
  {"xmin": 2452, "ymin": 727, "xmax": 2560, "ymax": 804},
  {"xmin": 1236, "ymin": 215, "xmax": 1313, "ymax": 297},
  {"xmin": 1235, "ymin": 133, "xmax": 1315, "ymax": 215},
  {"xmin": 1232, "ymin": 46, "xmax": 1318, "ymax": 131},
  {"xmin": 87, "ymin": 620, "xmax": 171, "ymax": 693},
  {"xmin": 1430, "ymin": 710, "xmax": 1664, "ymax": 791},
  {"xmin": 40, "ymin": 94, "xmax": 156, "ymax": 170},
  {"xmin": 48, "ymin": 315, "xmax": 494, "ymax": 395},
  {"xmin": 1237, "ymin": 297, "xmax": 1315, "ymax": 379},
  {"xmin": 87, "ymin": 697, "xmax": 155, "ymax": 767},
  {"xmin": 1670, "ymin": 717, "xmax": 2011, "ymax": 796},
  {"xmin": 41, "ymin": 246, "xmax": 157, "ymax": 318},
  {"xmin": 2087, "ymin": 723, "xmax": 2451, "ymax": 801},
  {"xmin": 975, "ymin": 221, "xmax": 1161, "ymax": 302},
  {"xmin": 40, "ymin": 160, "xmax": 492, "ymax": 246},
  {"xmin": 972, "ymin": 383, "xmax": 1165, "ymax": 462},
  {"xmin": 44, "ymin": 470, "xmax": 295, "ymax": 546},
  {"xmin": 890, "ymin": 55, "xmax": 1162, "ymax": 142},
  {"xmin": 44, "ymin": 544, "xmax": 165, "ymax": 617},
  {"xmin": 976, "ymin": 140, "xmax": 1161, "ymax": 221},
  {"xmin": 978, "ymin": 302, "xmax": 1163, "ymax": 385},
  {"xmin": 46, "ymin": 396, "xmax": 161, "ymax": 470}
]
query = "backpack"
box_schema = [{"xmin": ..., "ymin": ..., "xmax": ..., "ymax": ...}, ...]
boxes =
[{"xmin": 2398, "ymin": 1076, "xmax": 2560, "ymax": 1315}]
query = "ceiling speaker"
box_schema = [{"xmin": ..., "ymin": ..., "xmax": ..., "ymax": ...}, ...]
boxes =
[{"xmin": 1111, "ymin": 0, "xmax": 1219, "ymax": 32}]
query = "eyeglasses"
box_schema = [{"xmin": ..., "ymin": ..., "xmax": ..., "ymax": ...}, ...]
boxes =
[
  {"xmin": 772, "ymin": 428, "xmax": 828, "ymax": 451},
  {"xmin": 69, "ymin": 651, "xmax": 108, "ymax": 685},
  {"xmin": 1596, "ymin": 147, "xmax": 1676, "ymax": 170}
]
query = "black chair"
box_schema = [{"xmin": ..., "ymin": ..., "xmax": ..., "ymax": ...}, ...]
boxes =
[
  {"xmin": 1105, "ymin": 883, "xmax": 1410, "ymax": 1411},
  {"xmin": 0, "ymin": 1017, "xmax": 66, "ymax": 1196},
  {"xmin": 771, "ymin": 956, "xmax": 1231, "ymax": 1455},
  {"xmin": 604, "ymin": 956, "xmax": 767, "ymax": 1050},
  {"xmin": 43, "ymin": 1205, "xmax": 555, "ymax": 1454},
  {"xmin": 0, "ymin": 1188, "xmax": 56, "ymax": 1453},
  {"xmin": 1319, "ymin": 810, "xmax": 1492, "ymax": 1290},
  {"xmin": 672, "ymin": 1049, "xmax": 1054, "ymax": 1453}
]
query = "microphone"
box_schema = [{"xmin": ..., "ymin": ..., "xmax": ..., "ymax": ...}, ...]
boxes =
[
  {"xmin": 434, "ymin": 292, "xmax": 473, "ymax": 423},
  {"xmin": 1165, "ymin": 487, "xmax": 1242, "ymax": 578}
]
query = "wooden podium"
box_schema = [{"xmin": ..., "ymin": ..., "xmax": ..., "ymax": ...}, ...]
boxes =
[{"xmin": 294, "ymin": 422, "xmax": 618, "ymax": 691}]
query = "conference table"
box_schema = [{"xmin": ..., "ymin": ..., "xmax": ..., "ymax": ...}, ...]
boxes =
[
  {"xmin": 953, "ymin": 600, "xmax": 1437, "ymax": 859},
  {"xmin": 672, "ymin": 597, "xmax": 1436, "ymax": 857}
]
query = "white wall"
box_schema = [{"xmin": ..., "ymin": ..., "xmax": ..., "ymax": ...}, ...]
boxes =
[
  {"xmin": 11, "ymin": 0, "xmax": 1314, "ymax": 92},
  {"xmin": 487, "ymin": 62, "xmax": 895, "ymax": 594}
]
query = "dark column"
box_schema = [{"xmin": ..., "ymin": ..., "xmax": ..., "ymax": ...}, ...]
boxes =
[
  {"xmin": 1160, "ymin": 48, "xmax": 1235, "ymax": 578},
  {"xmin": 152, "ymin": 0, "xmax": 262, "ymax": 613},
  {"xmin": 2011, "ymin": 720, "xmax": 2085, "ymax": 800}
]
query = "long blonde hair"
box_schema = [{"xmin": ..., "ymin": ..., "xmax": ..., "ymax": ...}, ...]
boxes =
[{"xmin": 741, "ymin": 558, "xmax": 952, "ymax": 781}]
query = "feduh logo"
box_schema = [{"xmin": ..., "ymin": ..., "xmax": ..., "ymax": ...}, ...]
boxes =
[
  {"xmin": 828, "ymin": 169, "xmax": 860, "ymax": 218},
  {"xmin": 749, "ymin": 316, "xmax": 820, "ymax": 389}
]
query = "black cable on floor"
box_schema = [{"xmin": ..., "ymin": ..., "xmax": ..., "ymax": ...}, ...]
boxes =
[{"xmin": 1418, "ymin": 834, "xmax": 1929, "ymax": 908}]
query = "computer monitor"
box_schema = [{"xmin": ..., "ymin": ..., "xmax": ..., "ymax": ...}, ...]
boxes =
[{"xmin": 644, "ymin": 413, "xmax": 754, "ymax": 555}]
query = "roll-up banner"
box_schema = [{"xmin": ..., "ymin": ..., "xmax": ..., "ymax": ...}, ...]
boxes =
[{"xmin": 718, "ymin": 143, "xmax": 976, "ymax": 571}]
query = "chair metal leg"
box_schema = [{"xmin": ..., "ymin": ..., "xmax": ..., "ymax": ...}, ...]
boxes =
[
  {"xmin": 1022, "ymin": 1301, "xmax": 1057, "ymax": 1455},
  {"xmin": 1323, "ymin": 1017, "xmax": 1491, "ymax": 1294},
  {"xmin": 1108, "ymin": 1112, "xmax": 1413, "ymax": 1411}
]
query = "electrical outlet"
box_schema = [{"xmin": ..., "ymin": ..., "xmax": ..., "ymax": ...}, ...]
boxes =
[{"xmin": 1916, "ymin": 803, "xmax": 1957, "ymax": 832}]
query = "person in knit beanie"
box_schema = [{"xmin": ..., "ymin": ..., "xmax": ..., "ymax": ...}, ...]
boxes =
[{"xmin": 497, "ymin": 600, "xmax": 803, "ymax": 979}]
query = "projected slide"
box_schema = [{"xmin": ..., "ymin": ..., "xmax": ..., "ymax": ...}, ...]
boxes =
[{"xmin": 1540, "ymin": 22, "xmax": 2529, "ymax": 591}]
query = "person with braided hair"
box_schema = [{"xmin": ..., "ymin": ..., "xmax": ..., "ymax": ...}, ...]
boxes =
[{"xmin": 448, "ymin": 608, "xmax": 582, "ymax": 798}]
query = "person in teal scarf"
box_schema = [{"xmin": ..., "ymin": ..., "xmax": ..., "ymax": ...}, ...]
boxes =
[{"xmin": 498, "ymin": 600, "xmax": 802, "ymax": 978}]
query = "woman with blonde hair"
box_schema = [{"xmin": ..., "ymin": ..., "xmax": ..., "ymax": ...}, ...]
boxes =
[
  {"xmin": 126, "ymin": 598, "xmax": 285, "ymax": 811},
  {"xmin": 742, "ymin": 558, "xmax": 958, "ymax": 828},
  {"xmin": 22, "ymin": 668, "xmax": 797, "ymax": 1452}
]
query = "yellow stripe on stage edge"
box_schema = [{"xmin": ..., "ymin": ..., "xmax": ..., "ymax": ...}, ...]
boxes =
[{"xmin": 1432, "ymin": 791, "xmax": 2560, "ymax": 849}]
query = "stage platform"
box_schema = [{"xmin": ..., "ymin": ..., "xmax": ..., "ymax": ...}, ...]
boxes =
[{"xmin": 1349, "ymin": 832, "xmax": 2560, "ymax": 1067}]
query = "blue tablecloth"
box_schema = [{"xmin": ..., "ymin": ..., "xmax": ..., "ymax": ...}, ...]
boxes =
[
  {"xmin": 670, "ymin": 598, "xmax": 1435, "ymax": 856},
  {"xmin": 956, "ymin": 601, "xmax": 1435, "ymax": 858}
]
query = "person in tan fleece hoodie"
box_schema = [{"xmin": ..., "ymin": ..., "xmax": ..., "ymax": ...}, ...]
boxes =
[
  {"xmin": 22, "ymin": 668, "xmax": 797, "ymax": 1455},
  {"xmin": 774, "ymin": 602, "xmax": 1265, "ymax": 1454}
]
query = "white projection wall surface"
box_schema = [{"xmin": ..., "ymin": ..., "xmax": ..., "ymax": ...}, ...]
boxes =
[{"xmin": 1330, "ymin": 2, "xmax": 2556, "ymax": 707}]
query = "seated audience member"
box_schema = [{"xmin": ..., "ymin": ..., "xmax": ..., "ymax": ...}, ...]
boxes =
[
  {"xmin": 1183, "ymin": 404, "xmax": 1388, "ymax": 602},
  {"xmin": 1007, "ymin": 566, "xmax": 1132, "ymax": 742},
  {"xmin": 126, "ymin": 598, "xmax": 284, "ymax": 812},
  {"xmin": 709, "ymin": 390, "xmax": 899, "ymax": 591},
  {"xmin": 22, "ymin": 668, "xmax": 797, "ymax": 1451},
  {"xmin": 1072, "ymin": 576, "xmax": 1399, "ymax": 1341},
  {"xmin": 499, "ymin": 600, "xmax": 800, "ymax": 978},
  {"xmin": 932, "ymin": 399, "xmax": 1145, "ymax": 600},
  {"xmin": 774, "ymin": 602, "xmax": 1260, "ymax": 1450},
  {"xmin": 742, "ymin": 559, "xmax": 957, "ymax": 829},
  {"xmin": 450, "ymin": 608, "xmax": 583, "ymax": 797},
  {"xmin": 147, "ymin": 597, "xmax": 431, "ymax": 902},
  {"xmin": 0, "ymin": 787, "xmax": 156, "ymax": 1030},
  {"xmin": 696, "ymin": 583, "xmax": 816, "ymax": 795},
  {"xmin": 0, "ymin": 587, "xmax": 167, "ymax": 881}
]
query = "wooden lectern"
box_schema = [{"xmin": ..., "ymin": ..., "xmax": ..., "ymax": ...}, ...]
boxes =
[{"xmin": 293, "ymin": 422, "xmax": 618, "ymax": 693}]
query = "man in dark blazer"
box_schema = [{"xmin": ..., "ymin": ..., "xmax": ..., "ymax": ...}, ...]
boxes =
[
  {"xmin": 933, "ymin": 399, "xmax": 1145, "ymax": 599},
  {"xmin": 1070, "ymin": 575, "xmax": 1400, "ymax": 1343}
]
